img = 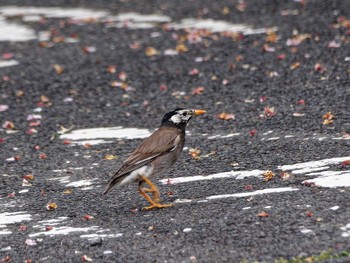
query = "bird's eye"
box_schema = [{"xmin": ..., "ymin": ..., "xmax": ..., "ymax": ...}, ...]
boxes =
[{"xmin": 182, "ymin": 112, "xmax": 187, "ymax": 116}]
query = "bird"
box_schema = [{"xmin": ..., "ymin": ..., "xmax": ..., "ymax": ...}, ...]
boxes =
[{"xmin": 103, "ymin": 108, "xmax": 206, "ymax": 210}]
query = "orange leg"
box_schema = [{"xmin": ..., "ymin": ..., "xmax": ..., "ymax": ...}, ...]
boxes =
[{"xmin": 138, "ymin": 176, "xmax": 173, "ymax": 210}]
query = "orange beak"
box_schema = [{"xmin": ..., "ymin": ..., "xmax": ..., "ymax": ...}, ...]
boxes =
[{"xmin": 193, "ymin": 109, "xmax": 206, "ymax": 115}]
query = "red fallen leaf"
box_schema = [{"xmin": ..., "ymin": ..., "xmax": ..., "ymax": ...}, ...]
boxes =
[
  {"xmin": 244, "ymin": 185, "xmax": 253, "ymax": 190},
  {"xmin": 249, "ymin": 129, "xmax": 257, "ymax": 137},
  {"xmin": 39, "ymin": 153, "xmax": 47, "ymax": 159},
  {"xmin": 189, "ymin": 68, "xmax": 200, "ymax": 75},
  {"xmin": 159, "ymin": 84, "xmax": 167, "ymax": 91},
  {"xmin": 84, "ymin": 143, "xmax": 92, "ymax": 148},
  {"xmin": 166, "ymin": 191, "xmax": 174, "ymax": 196},
  {"xmin": 24, "ymin": 259, "xmax": 32, "ymax": 263},
  {"xmin": 2, "ymin": 52, "xmax": 14, "ymax": 59},
  {"xmin": 259, "ymin": 95, "xmax": 267, "ymax": 103},
  {"xmin": 341, "ymin": 160, "xmax": 350, "ymax": 166},
  {"xmin": 82, "ymin": 215, "xmax": 94, "ymax": 221},
  {"xmin": 34, "ymin": 145, "xmax": 40, "ymax": 150},
  {"xmin": 322, "ymin": 112, "xmax": 335, "ymax": 125},
  {"xmin": 7, "ymin": 192, "xmax": 15, "ymax": 198},
  {"xmin": 297, "ymin": 99, "xmax": 305, "ymax": 105},
  {"xmin": 19, "ymin": 225, "xmax": 27, "ymax": 231},
  {"xmin": 191, "ymin": 87, "xmax": 205, "ymax": 95},
  {"xmin": 0, "ymin": 138, "xmax": 5, "ymax": 143},
  {"xmin": 277, "ymin": 53, "xmax": 286, "ymax": 60},
  {"xmin": 217, "ymin": 112, "xmax": 235, "ymax": 120},
  {"xmin": 82, "ymin": 255, "xmax": 93, "ymax": 262},
  {"xmin": 14, "ymin": 155, "xmax": 21, "ymax": 161},
  {"xmin": 107, "ymin": 65, "xmax": 117, "ymax": 73},
  {"xmin": 306, "ymin": 211, "xmax": 313, "ymax": 217},
  {"xmin": 82, "ymin": 46, "xmax": 96, "ymax": 53},
  {"xmin": 2, "ymin": 121, "xmax": 15, "ymax": 129},
  {"xmin": 63, "ymin": 139, "xmax": 71, "ymax": 145},
  {"xmin": 45, "ymin": 226, "xmax": 53, "ymax": 231},
  {"xmin": 258, "ymin": 211, "xmax": 270, "ymax": 217},
  {"xmin": 1, "ymin": 255, "xmax": 11, "ymax": 262},
  {"xmin": 302, "ymin": 181, "xmax": 316, "ymax": 187},
  {"xmin": 314, "ymin": 63, "xmax": 326, "ymax": 72}
]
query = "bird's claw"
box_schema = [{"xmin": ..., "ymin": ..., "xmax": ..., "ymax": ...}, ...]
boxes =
[{"xmin": 142, "ymin": 203, "xmax": 173, "ymax": 211}]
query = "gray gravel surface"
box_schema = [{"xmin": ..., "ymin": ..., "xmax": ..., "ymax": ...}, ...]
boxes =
[{"xmin": 0, "ymin": 0, "xmax": 349, "ymax": 262}]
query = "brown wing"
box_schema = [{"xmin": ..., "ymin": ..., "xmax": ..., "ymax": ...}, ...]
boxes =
[{"xmin": 103, "ymin": 126, "xmax": 181, "ymax": 194}]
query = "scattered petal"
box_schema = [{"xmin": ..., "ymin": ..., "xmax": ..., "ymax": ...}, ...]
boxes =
[
  {"xmin": 2, "ymin": 121, "xmax": 15, "ymax": 129},
  {"xmin": 293, "ymin": 112, "xmax": 305, "ymax": 117},
  {"xmin": 25, "ymin": 239, "xmax": 37, "ymax": 246},
  {"xmin": 107, "ymin": 65, "xmax": 117, "ymax": 73},
  {"xmin": 0, "ymin": 105, "xmax": 9, "ymax": 112},
  {"xmin": 82, "ymin": 255, "xmax": 93, "ymax": 262},
  {"xmin": 82, "ymin": 215, "xmax": 94, "ymax": 221},
  {"xmin": 175, "ymin": 43, "xmax": 188, "ymax": 53},
  {"xmin": 322, "ymin": 112, "xmax": 335, "ymax": 125},
  {"xmin": 82, "ymin": 46, "xmax": 97, "ymax": 53}
]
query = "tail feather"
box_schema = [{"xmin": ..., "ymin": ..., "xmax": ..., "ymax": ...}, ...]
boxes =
[{"xmin": 103, "ymin": 174, "xmax": 126, "ymax": 195}]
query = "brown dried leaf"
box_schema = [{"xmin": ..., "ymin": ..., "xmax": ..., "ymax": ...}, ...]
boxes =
[
  {"xmin": 104, "ymin": 154, "xmax": 118, "ymax": 160},
  {"xmin": 53, "ymin": 64, "xmax": 64, "ymax": 75},
  {"xmin": 263, "ymin": 170, "xmax": 275, "ymax": 181},
  {"xmin": 145, "ymin": 47, "xmax": 159, "ymax": 56},
  {"xmin": 258, "ymin": 211, "xmax": 270, "ymax": 217},
  {"xmin": 46, "ymin": 202, "xmax": 57, "ymax": 211}
]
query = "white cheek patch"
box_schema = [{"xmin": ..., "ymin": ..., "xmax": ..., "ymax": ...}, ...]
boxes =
[
  {"xmin": 170, "ymin": 114, "xmax": 182, "ymax": 124},
  {"xmin": 119, "ymin": 165, "xmax": 154, "ymax": 186}
]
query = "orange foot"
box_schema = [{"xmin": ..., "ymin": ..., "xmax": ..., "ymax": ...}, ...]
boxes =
[{"xmin": 142, "ymin": 203, "xmax": 173, "ymax": 211}]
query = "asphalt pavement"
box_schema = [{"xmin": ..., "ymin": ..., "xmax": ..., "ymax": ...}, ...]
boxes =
[{"xmin": 0, "ymin": 0, "xmax": 350, "ymax": 262}]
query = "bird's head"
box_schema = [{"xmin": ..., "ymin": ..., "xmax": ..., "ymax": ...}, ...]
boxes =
[{"xmin": 161, "ymin": 108, "xmax": 206, "ymax": 129}]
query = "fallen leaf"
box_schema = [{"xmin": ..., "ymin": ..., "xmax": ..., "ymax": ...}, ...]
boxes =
[
  {"xmin": 63, "ymin": 189, "xmax": 72, "ymax": 194},
  {"xmin": 46, "ymin": 202, "xmax": 57, "ymax": 211},
  {"xmin": 104, "ymin": 154, "xmax": 118, "ymax": 160},
  {"xmin": 53, "ymin": 64, "xmax": 64, "ymax": 75},
  {"xmin": 217, "ymin": 112, "xmax": 235, "ymax": 120},
  {"xmin": 82, "ymin": 46, "xmax": 96, "ymax": 53},
  {"xmin": 107, "ymin": 65, "xmax": 117, "ymax": 73},
  {"xmin": 306, "ymin": 211, "xmax": 313, "ymax": 217},
  {"xmin": 280, "ymin": 172, "xmax": 291, "ymax": 180},
  {"xmin": 249, "ymin": 129, "xmax": 257, "ymax": 137},
  {"xmin": 341, "ymin": 160, "xmax": 350, "ymax": 166},
  {"xmin": 191, "ymin": 87, "xmax": 205, "ymax": 95},
  {"xmin": 265, "ymin": 31, "xmax": 278, "ymax": 43},
  {"xmin": 145, "ymin": 47, "xmax": 159, "ymax": 56},
  {"xmin": 175, "ymin": 43, "xmax": 188, "ymax": 53},
  {"xmin": 189, "ymin": 68, "xmax": 200, "ymax": 75},
  {"xmin": 322, "ymin": 112, "xmax": 335, "ymax": 125},
  {"xmin": 258, "ymin": 211, "xmax": 270, "ymax": 217},
  {"xmin": 189, "ymin": 148, "xmax": 201, "ymax": 160},
  {"xmin": 40, "ymin": 95, "xmax": 50, "ymax": 103},
  {"xmin": 63, "ymin": 139, "xmax": 71, "ymax": 145},
  {"xmin": 314, "ymin": 63, "xmax": 326, "ymax": 72},
  {"xmin": 82, "ymin": 255, "xmax": 93, "ymax": 262},
  {"xmin": 82, "ymin": 215, "xmax": 94, "ymax": 221},
  {"xmin": 2, "ymin": 121, "xmax": 15, "ymax": 129},
  {"xmin": 263, "ymin": 170, "xmax": 275, "ymax": 181},
  {"xmin": 264, "ymin": 106, "xmax": 276, "ymax": 117},
  {"xmin": 39, "ymin": 153, "xmax": 47, "ymax": 159},
  {"xmin": 45, "ymin": 226, "xmax": 53, "ymax": 231},
  {"xmin": 290, "ymin": 62, "xmax": 301, "ymax": 70},
  {"xmin": 244, "ymin": 185, "xmax": 253, "ymax": 190}
]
